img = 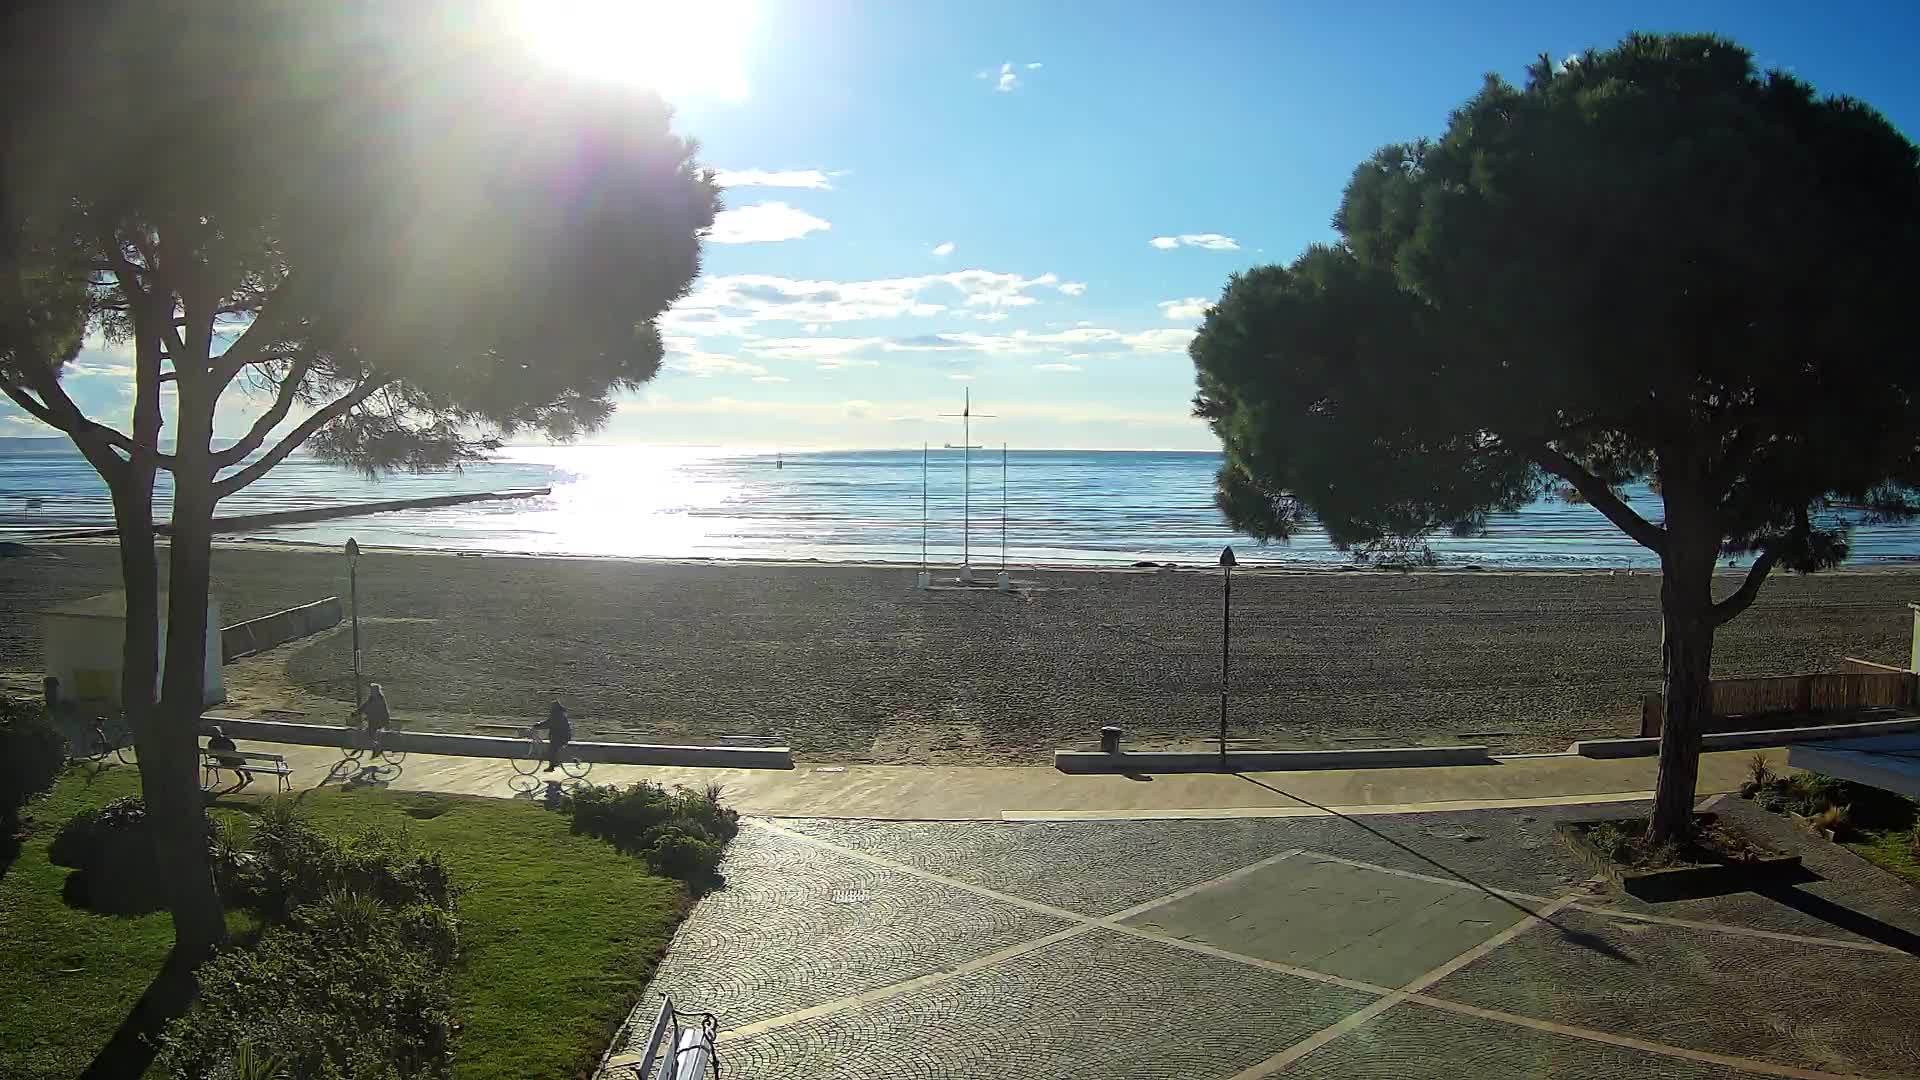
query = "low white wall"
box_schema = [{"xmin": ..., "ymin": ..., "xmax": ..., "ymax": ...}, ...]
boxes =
[
  {"xmin": 200, "ymin": 716, "xmax": 794, "ymax": 770},
  {"xmin": 1054, "ymin": 745, "xmax": 1493, "ymax": 774}
]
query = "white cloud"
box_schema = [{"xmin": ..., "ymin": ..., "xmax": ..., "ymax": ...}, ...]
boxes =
[
  {"xmin": 931, "ymin": 241, "xmax": 955, "ymax": 258},
  {"xmin": 711, "ymin": 168, "xmax": 835, "ymax": 191},
  {"xmin": 1034, "ymin": 363, "xmax": 1082, "ymax": 372},
  {"xmin": 669, "ymin": 269, "xmax": 1073, "ymax": 332},
  {"xmin": 1158, "ymin": 297, "xmax": 1210, "ymax": 321},
  {"xmin": 752, "ymin": 375, "xmax": 790, "ymax": 383},
  {"xmin": 669, "ymin": 350, "xmax": 768, "ymax": 378},
  {"xmin": 1026, "ymin": 62, "xmax": 1043, "ymax": 70},
  {"xmin": 738, "ymin": 325, "xmax": 1194, "ymax": 368},
  {"xmin": 1057, "ymin": 281, "xmax": 1087, "ymax": 296},
  {"xmin": 1148, "ymin": 233, "xmax": 1239, "ymax": 251},
  {"xmin": 995, "ymin": 62, "xmax": 1019, "ymax": 92},
  {"xmin": 708, "ymin": 202, "xmax": 832, "ymax": 244},
  {"xmin": 64, "ymin": 360, "xmax": 136, "ymax": 378},
  {"xmin": 949, "ymin": 374, "xmax": 974, "ymax": 381},
  {"xmin": 973, "ymin": 312, "xmax": 1009, "ymax": 323}
]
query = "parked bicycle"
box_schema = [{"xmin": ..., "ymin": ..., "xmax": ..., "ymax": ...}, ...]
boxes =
[{"xmin": 85, "ymin": 715, "xmax": 137, "ymax": 766}]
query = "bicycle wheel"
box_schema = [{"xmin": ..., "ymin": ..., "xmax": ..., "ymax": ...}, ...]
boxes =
[
  {"xmin": 510, "ymin": 739, "xmax": 542, "ymax": 776},
  {"xmin": 114, "ymin": 742, "xmax": 138, "ymax": 766},
  {"xmin": 560, "ymin": 754, "xmax": 591, "ymax": 780},
  {"xmin": 379, "ymin": 746, "xmax": 407, "ymax": 766}
]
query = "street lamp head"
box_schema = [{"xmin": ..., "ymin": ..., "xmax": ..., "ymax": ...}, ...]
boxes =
[
  {"xmin": 345, "ymin": 537, "xmax": 360, "ymax": 563},
  {"xmin": 1219, "ymin": 545, "xmax": 1237, "ymax": 568}
]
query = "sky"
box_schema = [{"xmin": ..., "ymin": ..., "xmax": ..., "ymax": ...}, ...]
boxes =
[{"xmin": 11, "ymin": 0, "xmax": 1920, "ymax": 451}]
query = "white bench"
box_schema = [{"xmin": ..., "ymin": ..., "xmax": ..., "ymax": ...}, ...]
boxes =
[{"xmin": 201, "ymin": 745, "xmax": 292, "ymax": 792}]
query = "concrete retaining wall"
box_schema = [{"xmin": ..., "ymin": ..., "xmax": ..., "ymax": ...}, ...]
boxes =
[
  {"xmin": 221, "ymin": 597, "xmax": 342, "ymax": 662},
  {"xmin": 200, "ymin": 715, "xmax": 794, "ymax": 770},
  {"xmin": 1573, "ymin": 715, "xmax": 1920, "ymax": 759},
  {"xmin": 1054, "ymin": 745, "xmax": 1493, "ymax": 774}
]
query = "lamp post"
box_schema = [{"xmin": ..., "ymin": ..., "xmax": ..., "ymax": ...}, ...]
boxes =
[
  {"xmin": 346, "ymin": 537, "xmax": 362, "ymax": 706},
  {"xmin": 1219, "ymin": 545, "xmax": 1236, "ymax": 771}
]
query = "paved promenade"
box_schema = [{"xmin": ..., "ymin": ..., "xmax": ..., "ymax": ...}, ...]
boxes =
[{"xmin": 236, "ymin": 736, "xmax": 1770, "ymax": 821}]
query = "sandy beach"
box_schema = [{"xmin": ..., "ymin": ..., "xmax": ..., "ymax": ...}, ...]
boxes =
[{"xmin": 2, "ymin": 541, "xmax": 1915, "ymax": 763}]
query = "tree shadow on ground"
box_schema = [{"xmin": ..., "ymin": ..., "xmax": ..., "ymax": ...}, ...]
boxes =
[
  {"xmin": 1756, "ymin": 882, "xmax": 1920, "ymax": 958},
  {"xmin": 78, "ymin": 948, "xmax": 197, "ymax": 1080},
  {"xmin": 1234, "ymin": 773, "xmax": 1636, "ymax": 964}
]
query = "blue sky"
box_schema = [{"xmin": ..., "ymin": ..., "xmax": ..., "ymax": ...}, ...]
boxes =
[{"xmin": 12, "ymin": 0, "xmax": 1920, "ymax": 450}]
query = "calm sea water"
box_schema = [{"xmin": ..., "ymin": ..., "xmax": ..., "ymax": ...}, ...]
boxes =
[{"xmin": 4, "ymin": 441, "xmax": 1918, "ymax": 568}]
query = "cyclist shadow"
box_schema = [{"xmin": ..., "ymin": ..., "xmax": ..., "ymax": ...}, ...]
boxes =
[{"xmin": 321, "ymin": 756, "xmax": 402, "ymax": 790}]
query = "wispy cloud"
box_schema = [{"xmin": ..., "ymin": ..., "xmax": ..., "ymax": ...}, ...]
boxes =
[
  {"xmin": 667, "ymin": 269, "xmax": 1075, "ymax": 331},
  {"xmin": 1148, "ymin": 233, "xmax": 1239, "ymax": 251},
  {"xmin": 979, "ymin": 60, "xmax": 1040, "ymax": 92},
  {"xmin": 708, "ymin": 202, "xmax": 832, "ymax": 244},
  {"xmin": 752, "ymin": 375, "xmax": 789, "ymax": 383},
  {"xmin": 949, "ymin": 374, "xmax": 974, "ymax": 381},
  {"xmin": 1158, "ymin": 297, "xmax": 1211, "ymax": 321},
  {"xmin": 711, "ymin": 168, "xmax": 835, "ymax": 191},
  {"xmin": 1057, "ymin": 282, "xmax": 1087, "ymax": 297},
  {"xmin": 931, "ymin": 241, "xmax": 955, "ymax": 258},
  {"xmin": 1033, "ymin": 363, "xmax": 1082, "ymax": 372},
  {"xmin": 739, "ymin": 325, "xmax": 1194, "ymax": 367},
  {"xmin": 669, "ymin": 350, "xmax": 768, "ymax": 378}
]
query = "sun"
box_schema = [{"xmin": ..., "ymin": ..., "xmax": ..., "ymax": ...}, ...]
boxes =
[{"xmin": 512, "ymin": 0, "xmax": 759, "ymax": 102}]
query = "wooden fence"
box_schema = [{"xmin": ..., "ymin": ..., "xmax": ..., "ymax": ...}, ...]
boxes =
[{"xmin": 1638, "ymin": 669, "xmax": 1918, "ymax": 737}]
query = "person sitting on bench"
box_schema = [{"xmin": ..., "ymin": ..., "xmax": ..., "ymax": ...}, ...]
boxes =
[{"xmin": 207, "ymin": 725, "xmax": 250, "ymax": 790}]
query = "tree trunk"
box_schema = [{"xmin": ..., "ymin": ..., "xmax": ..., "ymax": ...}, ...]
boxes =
[
  {"xmin": 152, "ymin": 387, "xmax": 226, "ymax": 962},
  {"xmin": 1649, "ymin": 526, "xmax": 1717, "ymax": 845}
]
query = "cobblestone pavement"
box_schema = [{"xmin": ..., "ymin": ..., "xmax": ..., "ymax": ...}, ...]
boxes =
[{"xmin": 605, "ymin": 799, "xmax": 1920, "ymax": 1079}]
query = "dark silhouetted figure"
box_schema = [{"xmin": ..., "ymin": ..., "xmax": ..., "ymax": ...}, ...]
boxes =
[{"xmin": 533, "ymin": 701, "xmax": 572, "ymax": 772}]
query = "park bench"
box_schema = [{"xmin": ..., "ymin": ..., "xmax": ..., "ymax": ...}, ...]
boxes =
[{"xmin": 200, "ymin": 744, "xmax": 292, "ymax": 793}]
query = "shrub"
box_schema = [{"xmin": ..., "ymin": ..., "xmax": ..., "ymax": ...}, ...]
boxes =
[
  {"xmin": 159, "ymin": 807, "xmax": 462, "ymax": 1080},
  {"xmin": 156, "ymin": 914, "xmax": 458, "ymax": 1079},
  {"xmin": 0, "ymin": 695, "xmax": 67, "ymax": 835},
  {"xmin": 50, "ymin": 796, "xmax": 235, "ymax": 914},
  {"xmin": 563, "ymin": 781, "xmax": 738, "ymax": 886},
  {"xmin": 233, "ymin": 800, "xmax": 453, "ymax": 924},
  {"xmin": 647, "ymin": 828, "xmax": 725, "ymax": 882}
]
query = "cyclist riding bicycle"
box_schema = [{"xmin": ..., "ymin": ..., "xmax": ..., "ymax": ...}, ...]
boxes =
[
  {"xmin": 351, "ymin": 683, "xmax": 391, "ymax": 748},
  {"xmin": 531, "ymin": 700, "xmax": 573, "ymax": 772}
]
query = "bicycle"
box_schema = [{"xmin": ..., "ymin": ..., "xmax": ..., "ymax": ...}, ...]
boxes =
[
  {"xmin": 510, "ymin": 726, "xmax": 590, "ymax": 780},
  {"xmin": 342, "ymin": 726, "xmax": 407, "ymax": 780},
  {"xmin": 85, "ymin": 716, "xmax": 137, "ymax": 766}
]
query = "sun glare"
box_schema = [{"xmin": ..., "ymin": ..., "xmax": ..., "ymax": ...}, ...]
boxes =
[{"xmin": 513, "ymin": 0, "xmax": 758, "ymax": 102}]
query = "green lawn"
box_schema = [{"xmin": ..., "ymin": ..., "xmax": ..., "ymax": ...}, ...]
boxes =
[
  {"xmin": 1844, "ymin": 828, "xmax": 1920, "ymax": 887},
  {"xmin": 0, "ymin": 765, "xmax": 688, "ymax": 1080}
]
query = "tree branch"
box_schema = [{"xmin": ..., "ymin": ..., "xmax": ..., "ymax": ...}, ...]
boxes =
[
  {"xmin": 213, "ymin": 376, "xmax": 388, "ymax": 500},
  {"xmin": 1711, "ymin": 546, "xmax": 1780, "ymax": 626},
  {"xmin": 212, "ymin": 357, "xmax": 312, "ymax": 467},
  {"xmin": 1532, "ymin": 446, "xmax": 1667, "ymax": 554},
  {"xmin": 0, "ymin": 377, "xmax": 139, "ymax": 480}
]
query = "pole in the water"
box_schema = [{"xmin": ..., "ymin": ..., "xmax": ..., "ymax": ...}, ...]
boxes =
[{"xmin": 921, "ymin": 443, "xmax": 928, "ymax": 571}]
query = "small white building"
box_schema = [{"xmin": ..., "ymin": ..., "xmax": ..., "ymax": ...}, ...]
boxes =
[{"xmin": 42, "ymin": 591, "xmax": 224, "ymax": 708}]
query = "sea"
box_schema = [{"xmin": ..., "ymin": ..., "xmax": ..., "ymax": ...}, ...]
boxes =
[{"xmin": 4, "ymin": 440, "xmax": 1919, "ymax": 569}]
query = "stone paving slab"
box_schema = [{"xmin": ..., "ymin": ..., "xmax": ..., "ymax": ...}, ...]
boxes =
[
  {"xmin": 1120, "ymin": 854, "xmax": 1528, "ymax": 987},
  {"xmin": 774, "ymin": 817, "xmax": 1305, "ymax": 917},
  {"xmin": 1425, "ymin": 906, "xmax": 1920, "ymax": 1078},
  {"xmin": 716, "ymin": 928, "xmax": 1379, "ymax": 1080},
  {"xmin": 632, "ymin": 825, "xmax": 1073, "ymax": 1032},
  {"xmin": 1288, "ymin": 999, "xmax": 1785, "ymax": 1079}
]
